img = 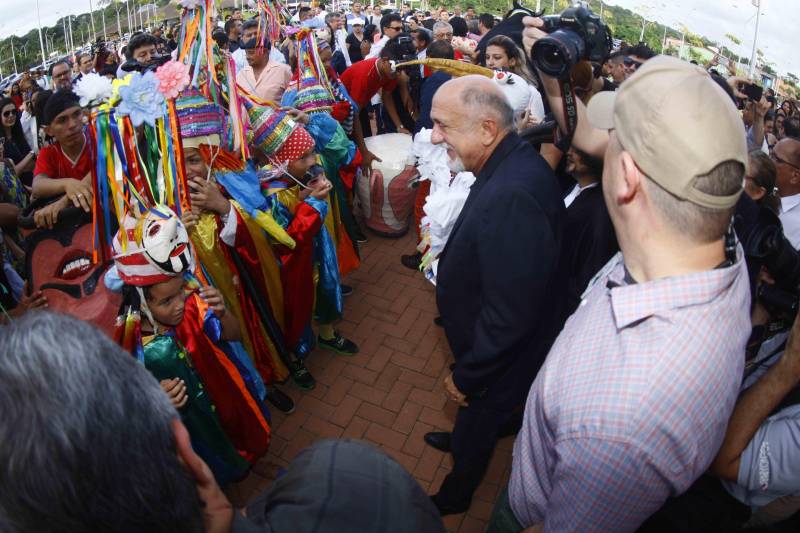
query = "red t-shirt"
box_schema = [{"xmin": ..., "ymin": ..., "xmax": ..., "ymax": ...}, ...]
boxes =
[
  {"xmin": 339, "ymin": 57, "xmax": 399, "ymax": 110},
  {"xmin": 34, "ymin": 133, "xmax": 94, "ymax": 180}
]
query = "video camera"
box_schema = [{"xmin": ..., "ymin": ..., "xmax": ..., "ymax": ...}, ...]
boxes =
[
  {"xmin": 531, "ymin": 2, "xmax": 612, "ymax": 80},
  {"xmin": 119, "ymin": 53, "xmax": 172, "ymax": 75}
]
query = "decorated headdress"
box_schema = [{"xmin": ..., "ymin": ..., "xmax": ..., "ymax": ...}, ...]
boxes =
[
  {"xmin": 281, "ymin": 29, "xmax": 335, "ymax": 114},
  {"xmin": 244, "ymin": 98, "xmax": 314, "ymax": 163},
  {"xmin": 176, "ymin": 86, "xmax": 225, "ymax": 149}
]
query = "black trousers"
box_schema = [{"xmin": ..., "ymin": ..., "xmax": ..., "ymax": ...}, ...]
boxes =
[{"xmin": 435, "ymin": 401, "xmax": 521, "ymax": 507}]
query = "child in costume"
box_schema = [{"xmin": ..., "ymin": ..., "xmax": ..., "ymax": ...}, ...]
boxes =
[
  {"xmin": 110, "ymin": 206, "xmax": 271, "ymax": 487},
  {"xmin": 247, "ymin": 101, "xmax": 359, "ymax": 389}
]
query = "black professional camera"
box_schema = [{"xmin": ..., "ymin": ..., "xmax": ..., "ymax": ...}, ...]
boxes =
[{"xmin": 531, "ymin": 2, "xmax": 612, "ymax": 80}]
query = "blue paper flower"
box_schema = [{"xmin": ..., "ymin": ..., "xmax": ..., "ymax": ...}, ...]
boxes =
[{"xmin": 116, "ymin": 72, "xmax": 165, "ymax": 127}]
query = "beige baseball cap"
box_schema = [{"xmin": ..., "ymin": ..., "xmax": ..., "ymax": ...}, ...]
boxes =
[{"xmin": 587, "ymin": 55, "xmax": 747, "ymax": 209}]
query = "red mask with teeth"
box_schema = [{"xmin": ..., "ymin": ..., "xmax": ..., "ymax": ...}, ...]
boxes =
[{"xmin": 23, "ymin": 210, "xmax": 121, "ymax": 337}]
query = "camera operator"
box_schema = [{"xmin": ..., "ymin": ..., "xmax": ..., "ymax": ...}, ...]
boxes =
[
  {"xmin": 118, "ymin": 33, "xmax": 163, "ymax": 78},
  {"xmin": 489, "ymin": 14, "xmax": 752, "ymax": 532}
]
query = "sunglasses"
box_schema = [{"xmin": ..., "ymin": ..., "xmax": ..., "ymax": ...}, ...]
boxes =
[
  {"xmin": 2, "ymin": 110, "xmax": 16, "ymax": 118},
  {"xmin": 624, "ymin": 57, "xmax": 643, "ymax": 69},
  {"xmin": 388, "ymin": 25, "xmax": 404, "ymax": 31},
  {"xmin": 772, "ymin": 153, "xmax": 800, "ymax": 172}
]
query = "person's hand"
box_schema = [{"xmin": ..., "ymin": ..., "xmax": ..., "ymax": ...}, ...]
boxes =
[
  {"xmin": 10, "ymin": 282, "xmax": 48, "ymax": 317},
  {"xmin": 62, "ymin": 178, "xmax": 93, "ymax": 212},
  {"xmin": 309, "ymin": 177, "xmax": 333, "ymax": 200},
  {"xmin": 283, "ymin": 107, "xmax": 310, "ymax": 124},
  {"xmin": 444, "ymin": 373, "xmax": 468, "ymax": 407},
  {"xmin": 755, "ymin": 95, "xmax": 771, "ymax": 118},
  {"xmin": 182, "ymin": 209, "xmax": 199, "ymax": 231},
  {"xmin": 521, "ymin": 16, "xmax": 547, "ymax": 62},
  {"xmin": 361, "ymin": 149, "xmax": 382, "ymax": 175},
  {"xmin": 188, "ymin": 176, "xmax": 230, "ymax": 216},
  {"xmin": 726, "ymin": 76, "xmax": 750, "ymax": 100},
  {"xmin": 160, "ymin": 378, "xmax": 188, "ymax": 409},
  {"xmin": 200, "ymin": 286, "xmax": 226, "ymax": 318},
  {"xmin": 34, "ymin": 196, "xmax": 69, "ymax": 229},
  {"xmin": 397, "ymin": 126, "xmax": 411, "ymax": 135}
]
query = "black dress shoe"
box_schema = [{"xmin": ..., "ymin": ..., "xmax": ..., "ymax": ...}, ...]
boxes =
[
  {"xmin": 400, "ymin": 252, "xmax": 422, "ymax": 270},
  {"xmin": 265, "ymin": 386, "xmax": 295, "ymax": 414},
  {"xmin": 430, "ymin": 493, "xmax": 470, "ymax": 516},
  {"xmin": 424, "ymin": 431, "xmax": 452, "ymax": 453}
]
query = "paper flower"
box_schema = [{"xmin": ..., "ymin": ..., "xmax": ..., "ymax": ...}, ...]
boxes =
[
  {"xmin": 177, "ymin": 0, "xmax": 204, "ymax": 9},
  {"xmin": 74, "ymin": 73, "xmax": 114, "ymax": 109},
  {"xmin": 116, "ymin": 71, "xmax": 165, "ymax": 127},
  {"xmin": 154, "ymin": 60, "xmax": 190, "ymax": 99}
]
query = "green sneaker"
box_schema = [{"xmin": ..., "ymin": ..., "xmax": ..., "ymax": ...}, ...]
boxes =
[
  {"xmin": 318, "ymin": 332, "xmax": 359, "ymax": 356},
  {"xmin": 288, "ymin": 359, "xmax": 316, "ymax": 390}
]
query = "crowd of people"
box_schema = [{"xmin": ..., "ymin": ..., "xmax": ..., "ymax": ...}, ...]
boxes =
[{"xmin": 2, "ymin": 1, "xmax": 800, "ymax": 532}]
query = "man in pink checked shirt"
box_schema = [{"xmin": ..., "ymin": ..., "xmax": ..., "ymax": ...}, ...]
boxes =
[{"xmin": 487, "ymin": 21, "xmax": 753, "ymax": 533}]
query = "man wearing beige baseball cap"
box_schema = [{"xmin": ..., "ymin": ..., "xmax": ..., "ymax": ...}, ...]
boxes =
[{"xmin": 486, "ymin": 21, "xmax": 753, "ymax": 533}]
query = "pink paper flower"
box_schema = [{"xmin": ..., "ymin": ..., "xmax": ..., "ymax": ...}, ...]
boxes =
[{"xmin": 154, "ymin": 60, "xmax": 191, "ymax": 99}]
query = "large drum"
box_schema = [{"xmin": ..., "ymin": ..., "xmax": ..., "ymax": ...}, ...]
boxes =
[{"xmin": 358, "ymin": 133, "xmax": 417, "ymax": 237}]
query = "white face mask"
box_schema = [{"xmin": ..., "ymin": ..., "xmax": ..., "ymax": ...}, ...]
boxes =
[{"xmin": 140, "ymin": 210, "xmax": 193, "ymax": 276}]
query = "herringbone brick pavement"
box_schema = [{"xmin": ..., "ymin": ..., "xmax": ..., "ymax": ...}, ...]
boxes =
[{"xmin": 228, "ymin": 230, "xmax": 514, "ymax": 533}]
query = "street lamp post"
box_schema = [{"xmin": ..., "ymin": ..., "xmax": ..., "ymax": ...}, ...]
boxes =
[
  {"xmin": 89, "ymin": 1, "xmax": 97, "ymax": 43},
  {"xmin": 748, "ymin": 0, "xmax": 762, "ymax": 78},
  {"xmin": 35, "ymin": 0, "xmax": 47, "ymax": 70},
  {"xmin": 10, "ymin": 37, "xmax": 18, "ymax": 74}
]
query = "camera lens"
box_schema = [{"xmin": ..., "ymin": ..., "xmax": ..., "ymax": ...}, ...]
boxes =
[{"xmin": 532, "ymin": 30, "xmax": 586, "ymax": 80}]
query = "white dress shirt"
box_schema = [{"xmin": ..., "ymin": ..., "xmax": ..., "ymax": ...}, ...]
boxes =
[{"xmin": 779, "ymin": 194, "xmax": 800, "ymax": 249}]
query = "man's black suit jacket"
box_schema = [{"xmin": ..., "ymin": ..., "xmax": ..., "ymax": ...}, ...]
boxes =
[
  {"xmin": 563, "ymin": 185, "xmax": 619, "ymax": 317},
  {"xmin": 436, "ymin": 132, "xmax": 565, "ymax": 410}
]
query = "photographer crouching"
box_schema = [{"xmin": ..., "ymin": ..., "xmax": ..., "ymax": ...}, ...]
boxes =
[{"xmin": 487, "ymin": 7, "xmax": 753, "ymax": 532}]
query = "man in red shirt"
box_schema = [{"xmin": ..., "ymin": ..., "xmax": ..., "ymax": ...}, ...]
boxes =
[
  {"xmin": 32, "ymin": 90, "xmax": 95, "ymax": 229},
  {"xmin": 340, "ymin": 36, "xmax": 414, "ymax": 173}
]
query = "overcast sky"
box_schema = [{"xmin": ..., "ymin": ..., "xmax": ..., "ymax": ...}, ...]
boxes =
[
  {"xmin": 1, "ymin": 0, "xmax": 798, "ymax": 75},
  {"xmin": 604, "ymin": 0, "xmax": 798, "ymax": 76}
]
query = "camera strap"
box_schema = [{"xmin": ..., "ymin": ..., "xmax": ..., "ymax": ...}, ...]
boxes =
[{"xmin": 554, "ymin": 80, "xmax": 578, "ymax": 152}]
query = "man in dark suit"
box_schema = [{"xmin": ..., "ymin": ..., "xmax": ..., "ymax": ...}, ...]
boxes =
[
  {"xmin": 425, "ymin": 76, "xmax": 565, "ymax": 515},
  {"xmin": 561, "ymin": 146, "xmax": 618, "ymax": 316}
]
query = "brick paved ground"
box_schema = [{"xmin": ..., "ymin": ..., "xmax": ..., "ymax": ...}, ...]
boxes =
[{"xmin": 227, "ymin": 230, "xmax": 514, "ymax": 533}]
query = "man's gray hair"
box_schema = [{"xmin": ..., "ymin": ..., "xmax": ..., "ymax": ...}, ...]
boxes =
[
  {"xmin": 0, "ymin": 312, "xmax": 202, "ymax": 532},
  {"xmin": 462, "ymin": 86, "xmax": 514, "ymax": 132},
  {"xmin": 433, "ymin": 21, "xmax": 453, "ymax": 34}
]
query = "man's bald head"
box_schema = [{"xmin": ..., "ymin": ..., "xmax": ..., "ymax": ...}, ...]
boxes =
[
  {"xmin": 775, "ymin": 138, "xmax": 800, "ymax": 166},
  {"xmin": 773, "ymin": 137, "xmax": 800, "ymax": 197},
  {"xmin": 430, "ymin": 76, "xmax": 514, "ymax": 174},
  {"xmin": 435, "ymin": 76, "xmax": 514, "ymax": 131}
]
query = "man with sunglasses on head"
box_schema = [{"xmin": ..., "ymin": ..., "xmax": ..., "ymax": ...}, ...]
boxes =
[{"xmin": 771, "ymin": 138, "xmax": 800, "ymax": 249}]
